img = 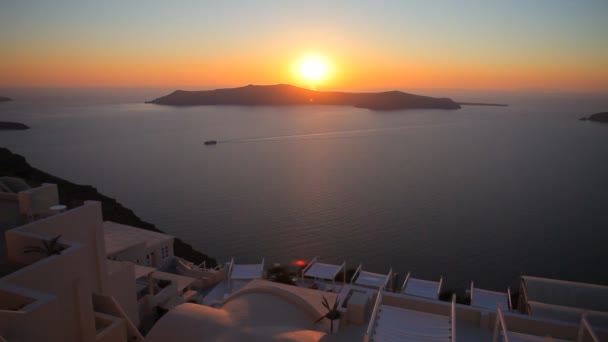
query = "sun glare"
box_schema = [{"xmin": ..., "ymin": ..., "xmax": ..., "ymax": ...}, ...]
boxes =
[{"xmin": 298, "ymin": 56, "xmax": 329, "ymax": 82}]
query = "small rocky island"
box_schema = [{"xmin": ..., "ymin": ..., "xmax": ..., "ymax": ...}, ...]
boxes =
[
  {"xmin": 0, "ymin": 122, "xmax": 29, "ymax": 130},
  {"xmin": 581, "ymin": 112, "xmax": 608, "ymax": 123},
  {"xmin": 0, "ymin": 96, "xmax": 12, "ymax": 102},
  {"xmin": 147, "ymin": 84, "xmax": 462, "ymax": 111}
]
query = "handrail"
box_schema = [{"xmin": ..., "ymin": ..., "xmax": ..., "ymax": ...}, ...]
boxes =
[
  {"xmin": 334, "ymin": 261, "xmax": 346, "ymax": 284},
  {"xmin": 401, "ymin": 272, "xmax": 411, "ymax": 292},
  {"xmin": 507, "ymin": 287, "xmax": 512, "ymax": 311},
  {"xmin": 438, "ymin": 275, "xmax": 444, "ymax": 297},
  {"xmin": 470, "ymin": 281, "xmax": 475, "ymax": 304},
  {"xmin": 451, "ymin": 294, "xmax": 456, "ymax": 342},
  {"xmin": 364, "ymin": 287, "xmax": 383, "ymax": 342},
  {"xmin": 384, "ymin": 268, "xmax": 393, "ymax": 290},
  {"xmin": 260, "ymin": 257, "xmax": 265, "ymax": 278},
  {"xmin": 577, "ymin": 314, "xmax": 600, "ymax": 342},
  {"xmin": 351, "ymin": 263, "xmax": 362, "ymax": 284},
  {"xmin": 228, "ymin": 257, "xmax": 234, "ymax": 277},
  {"xmin": 106, "ymin": 294, "xmax": 145, "ymax": 342},
  {"xmin": 519, "ymin": 278, "xmax": 529, "ymax": 314},
  {"xmin": 493, "ymin": 306, "xmax": 510, "ymax": 342},
  {"xmin": 227, "ymin": 258, "xmax": 235, "ymax": 294}
]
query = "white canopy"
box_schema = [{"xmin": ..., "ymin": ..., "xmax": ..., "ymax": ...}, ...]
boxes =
[
  {"xmin": 472, "ymin": 288, "xmax": 510, "ymax": 310},
  {"xmin": 302, "ymin": 258, "xmax": 344, "ymax": 281},
  {"xmin": 528, "ymin": 301, "xmax": 608, "ymax": 328},
  {"xmin": 470, "ymin": 282, "xmax": 511, "ymax": 310},
  {"xmin": 228, "ymin": 258, "xmax": 265, "ymax": 280},
  {"xmin": 355, "ymin": 271, "xmax": 389, "ymax": 288},
  {"xmin": 401, "ymin": 273, "xmax": 443, "ymax": 299},
  {"xmin": 521, "ymin": 276, "xmax": 608, "ymax": 313},
  {"xmin": 351, "ymin": 264, "xmax": 393, "ymax": 289}
]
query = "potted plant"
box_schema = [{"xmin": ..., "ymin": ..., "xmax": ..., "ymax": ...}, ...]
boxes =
[
  {"xmin": 314, "ymin": 296, "xmax": 341, "ymax": 334},
  {"xmin": 23, "ymin": 234, "xmax": 65, "ymax": 256}
]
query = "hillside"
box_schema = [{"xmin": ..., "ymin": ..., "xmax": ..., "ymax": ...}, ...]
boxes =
[{"xmin": 0, "ymin": 147, "xmax": 217, "ymax": 266}]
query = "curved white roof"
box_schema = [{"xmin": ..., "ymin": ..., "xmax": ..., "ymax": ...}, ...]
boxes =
[{"xmin": 146, "ymin": 281, "xmax": 330, "ymax": 342}]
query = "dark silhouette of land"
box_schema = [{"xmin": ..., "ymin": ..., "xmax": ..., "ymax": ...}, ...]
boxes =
[
  {"xmin": 0, "ymin": 147, "xmax": 217, "ymax": 266},
  {"xmin": 458, "ymin": 102, "xmax": 508, "ymax": 107},
  {"xmin": 148, "ymin": 84, "xmax": 462, "ymax": 110},
  {"xmin": 582, "ymin": 112, "xmax": 608, "ymax": 123},
  {"xmin": 0, "ymin": 122, "xmax": 29, "ymax": 130},
  {"xmin": 0, "ymin": 97, "xmax": 11, "ymax": 102}
]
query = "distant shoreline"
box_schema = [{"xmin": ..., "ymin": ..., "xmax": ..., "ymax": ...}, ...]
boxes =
[
  {"xmin": 581, "ymin": 112, "xmax": 608, "ymax": 123},
  {"xmin": 0, "ymin": 122, "xmax": 29, "ymax": 130},
  {"xmin": 0, "ymin": 96, "xmax": 12, "ymax": 102},
  {"xmin": 457, "ymin": 102, "xmax": 508, "ymax": 107},
  {"xmin": 148, "ymin": 84, "xmax": 462, "ymax": 111}
]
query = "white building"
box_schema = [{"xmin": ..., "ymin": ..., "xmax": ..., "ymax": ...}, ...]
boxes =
[
  {"xmin": 0, "ymin": 200, "xmax": 143, "ymax": 342},
  {"xmin": 0, "ymin": 181, "xmax": 194, "ymax": 341},
  {"xmin": 104, "ymin": 221, "xmax": 174, "ymax": 268},
  {"xmin": 1, "ymin": 180, "xmax": 607, "ymax": 341}
]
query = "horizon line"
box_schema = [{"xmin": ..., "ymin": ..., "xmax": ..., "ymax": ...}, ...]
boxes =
[{"xmin": 1, "ymin": 84, "xmax": 608, "ymax": 95}]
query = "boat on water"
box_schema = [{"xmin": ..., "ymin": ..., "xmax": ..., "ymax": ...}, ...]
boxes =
[{"xmin": 204, "ymin": 140, "xmax": 218, "ymax": 146}]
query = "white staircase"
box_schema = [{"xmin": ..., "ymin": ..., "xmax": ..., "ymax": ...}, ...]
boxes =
[{"xmin": 371, "ymin": 305, "xmax": 452, "ymax": 342}]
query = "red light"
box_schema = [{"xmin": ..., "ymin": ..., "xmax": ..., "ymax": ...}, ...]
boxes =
[{"xmin": 294, "ymin": 260, "xmax": 307, "ymax": 267}]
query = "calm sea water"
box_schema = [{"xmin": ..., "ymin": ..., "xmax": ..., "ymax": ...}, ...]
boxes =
[{"xmin": 1, "ymin": 88, "xmax": 607, "ymax": 290}]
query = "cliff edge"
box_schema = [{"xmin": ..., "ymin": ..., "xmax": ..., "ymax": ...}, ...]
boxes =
[{"xmin": 0, "ymin": 147, "xmax": 217, "ymax": 266}]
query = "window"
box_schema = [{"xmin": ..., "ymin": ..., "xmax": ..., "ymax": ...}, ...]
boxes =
[{"xmin": 160, "ymin": 246, "xmax": 170, "ymax": 259}]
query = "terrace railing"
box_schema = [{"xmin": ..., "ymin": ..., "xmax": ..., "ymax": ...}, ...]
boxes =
[
  {"xmin": 400, "ymin": 272, "xmax": 411, "ymax": 292},
  {"xmin": 451, "ymin": 294, "xmax": 457, "ymax": 342},
  {"xmin": 519, "ymin": 279, "xmax": 529, "ymax": 314},
  {"xmin": 364, "ymin": 287, "xmax": 383, "ymax": 342},
  {"xmin": 470, "ymin": 281, "xmax": 475, "ymax": 304},
  {"xmin": 385, "ymin": 268, "xmax": 393, "ymax": 290},
  {"xmin": 350, "ymin": 264, "xmax": 362, "ymax": 284},
  {"xmin": 493, "ymin": 306, "xmax": 510, "ymax": 342},
  {"xmin": 577, "ymin": 314, "xmax": 599, "ymax": 342}
]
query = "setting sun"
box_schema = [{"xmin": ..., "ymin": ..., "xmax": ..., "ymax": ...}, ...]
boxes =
[{"xmin": 297, "ymin": 56, "xmax": 330, "ymax": 83}]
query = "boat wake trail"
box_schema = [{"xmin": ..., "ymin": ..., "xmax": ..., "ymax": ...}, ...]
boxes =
[{"xmin": 222, "ymin": 125, "xmax": 421, "ymax": 144}]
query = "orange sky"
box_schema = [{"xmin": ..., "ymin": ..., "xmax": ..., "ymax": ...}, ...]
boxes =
[{"xmin": 1, "ymin": 1, "xmax": 607, "ymax": 92}]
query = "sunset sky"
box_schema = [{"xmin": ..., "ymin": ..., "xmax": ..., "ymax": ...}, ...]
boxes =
[{"xmin": 1, "ymin": 1, "xmax": 607, "ymax": 92}]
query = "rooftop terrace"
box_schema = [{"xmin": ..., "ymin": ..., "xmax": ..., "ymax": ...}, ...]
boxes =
[{"xmin": 103, "ymin": 221, "xmax": 173, "ymax": 255}]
